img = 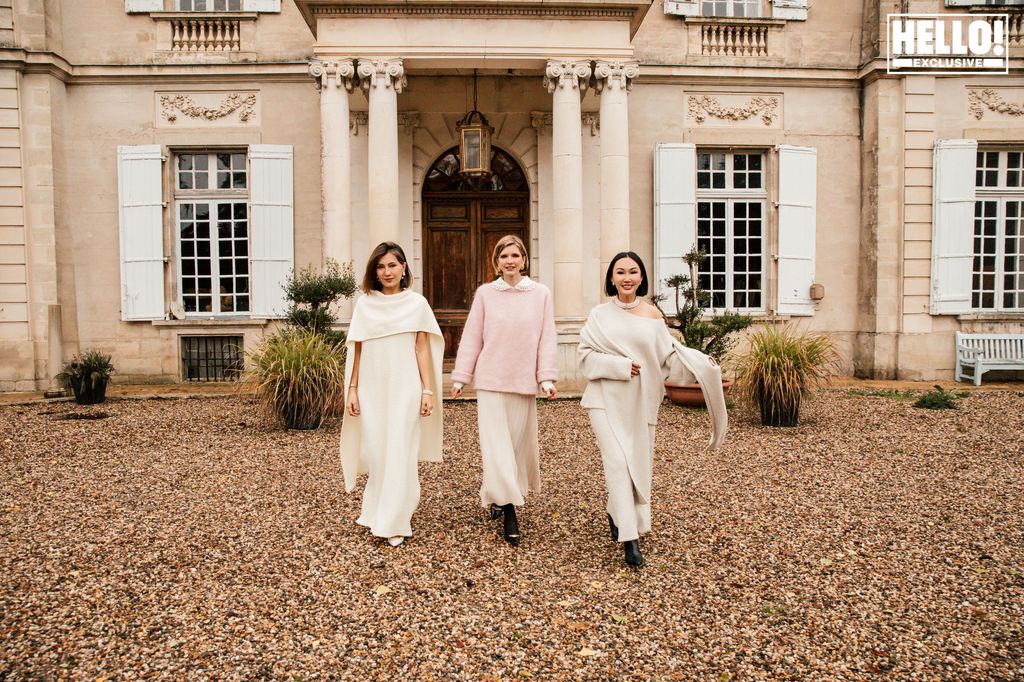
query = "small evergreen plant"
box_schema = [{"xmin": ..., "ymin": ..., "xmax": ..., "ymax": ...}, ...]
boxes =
[
  {"xmin": 283, "ymin": 259, "xmax": 357, "ymax": 345},
  {"xmin": 660, "ymin": 246, "xmax": 753, "ymax": 363},
  {"xmin": 914, "ymin": 385, "xmax": 968, "ymax": 410}
]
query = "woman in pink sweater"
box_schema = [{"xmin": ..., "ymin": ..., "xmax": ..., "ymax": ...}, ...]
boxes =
[{"xmin": 450, "ymin": 234, "xmax": 558, "ymax": 546}]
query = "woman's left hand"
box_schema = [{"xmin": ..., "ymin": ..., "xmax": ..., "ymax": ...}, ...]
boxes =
[
  {"xmin": 545, "ymin": 385, "xmax": 558, "ymax": 400},
  {"xmin": 420, "ymin": 393, "xmax": 434, "ymax": 417}
]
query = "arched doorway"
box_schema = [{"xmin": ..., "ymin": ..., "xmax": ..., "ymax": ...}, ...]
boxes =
[{"xmin": 422, "ymin": 146, "xmax": 530, "ymax": 360}]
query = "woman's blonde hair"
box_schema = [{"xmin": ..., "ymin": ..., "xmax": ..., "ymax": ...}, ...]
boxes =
[{"xmin": 491, "ymin": 234, "xmax": 529, "ymax": 276}]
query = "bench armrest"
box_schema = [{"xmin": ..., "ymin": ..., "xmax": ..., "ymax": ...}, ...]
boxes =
[{"xmin": 956, "ymin": 344, "xmax": 983, "ymax": 356}]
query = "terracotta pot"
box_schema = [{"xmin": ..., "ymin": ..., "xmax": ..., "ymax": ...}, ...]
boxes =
[{"xmin": 664, "ymin": 380, "xmax": 732, "ymax": 407}]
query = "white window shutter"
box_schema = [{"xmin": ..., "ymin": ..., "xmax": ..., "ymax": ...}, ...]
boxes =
[
  {"xmin": 654, "ymin": 143, "xmax": 697, "ymax": 316},
  {"xmin": 117, "ymin": 145, "xmax": 166, "ymax": 322},
  {"xmin": 125, "ymin": 0, "xmax": 164, "ymax": 12},
  {"xmin": 931, "ymin": 139, "xmax": 977, "ymax": 315},
  {"xmin": 664, "ymin": 0, "xmax": 698, "ymax": 17},
  {"xmin": 242, "ymin": 0, "xmax": 281, "ymax": 11},
  {"xmin": 772, "ymin": 0, "xmax": 808, "ymax": 21},
  {"xmin": 249, "ymin": 144, "xmax": 294, "ymax": 318},
  {"xmin": 776, "ymin": 145, "xmax": 817, "ymax": 316}
]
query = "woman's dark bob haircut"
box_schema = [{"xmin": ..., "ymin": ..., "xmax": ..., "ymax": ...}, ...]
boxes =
[
  {"xmin": 604, "ymin": 251, "xmax": 649, "ymax": 297},
  {"xmin": 362, "ymin": 241, "xmax": 412, "ymax": 294}
]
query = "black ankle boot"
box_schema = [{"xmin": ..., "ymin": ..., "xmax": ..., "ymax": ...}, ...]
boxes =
[
  {"xmin": 623, "ymin": 540, "xmax": 645, "ymax": 567},
  {"xmin": 607, "ymin": 513, "xmax": 618, "ymax": 542},
  {"xmin": 501, "ymin": 504, "xmax": 520, "ymax": 546},
  {"xmin": 489, "ymin": 503, "xmax": 503, "ymax": 520}
]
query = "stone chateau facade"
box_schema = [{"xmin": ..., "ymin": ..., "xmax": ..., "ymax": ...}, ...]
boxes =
[{"xmin": 1, "ymin": 0, "xmax": 1023, "ymax": 390}]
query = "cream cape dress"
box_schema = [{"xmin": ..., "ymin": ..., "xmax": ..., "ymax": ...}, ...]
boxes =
[
  {"xmin": 578, "ymin": 303, "xmax": 727, "ymax": 537},
  {"xmin": 338, "ymin": 289, "xmax": 444, "ymax": 539}
]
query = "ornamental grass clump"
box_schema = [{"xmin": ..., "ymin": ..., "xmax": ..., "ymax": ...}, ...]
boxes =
[
  {"xmin": 55, "ymin": 350, "xmax": 115, "ymax": 405},
  {"xmin": 733, "ymin": 324, "xmax": 840, "ymax": 427},
  {"xmin": 248, "ymin": 328, "xmax": 346, "ymax": 430}
]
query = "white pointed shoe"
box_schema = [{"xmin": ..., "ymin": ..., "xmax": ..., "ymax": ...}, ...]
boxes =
[{"xmin": 387, "ymin": 536, "xmax": 405, "ymax": 547}]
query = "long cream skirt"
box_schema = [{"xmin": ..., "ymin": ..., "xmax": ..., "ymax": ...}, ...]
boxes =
[
  {"xmin": 477, "ymin": 390, "xmax": 540, "ymax": 508},
  {"xmin": 588, "ymin": 408, "xmax": 655, "ymax": 543}
]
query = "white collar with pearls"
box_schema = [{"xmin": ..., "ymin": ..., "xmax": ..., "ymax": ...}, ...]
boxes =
[{"xmin": 492, "ymin": 276, "xmax": 536, "ymax": 292}]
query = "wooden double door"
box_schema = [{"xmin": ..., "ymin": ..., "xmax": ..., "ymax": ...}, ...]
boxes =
[{"xmin": 423, "ymin": 193, "xmax": 530, "ymax": 360}]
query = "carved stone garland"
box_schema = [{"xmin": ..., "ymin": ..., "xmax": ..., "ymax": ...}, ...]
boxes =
[
  {"xmin": 688, "ymin": 95, "xmax": 778, "ymax": 127},
  {"xmin": 160, "ymin": 93, "xmax": 257, "ymax": 124},
  {"xmin": 968, "ymin": 89, "xmax": 1024, "ymax": 121}
]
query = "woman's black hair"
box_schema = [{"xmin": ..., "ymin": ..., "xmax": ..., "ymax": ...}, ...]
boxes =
[{"xmin": 604, "ymin": 251, "xmax": 649, "ymax": 297}]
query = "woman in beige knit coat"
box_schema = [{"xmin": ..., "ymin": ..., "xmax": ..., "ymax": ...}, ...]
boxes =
[{"xmin": 578, "ymin": 251, "xmax": 727, "ymax": 567}]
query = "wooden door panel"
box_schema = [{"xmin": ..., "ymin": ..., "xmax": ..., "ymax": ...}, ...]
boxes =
[{"xmin": 424, "ymin": 193, "xmax": 529, "ymax": 360}]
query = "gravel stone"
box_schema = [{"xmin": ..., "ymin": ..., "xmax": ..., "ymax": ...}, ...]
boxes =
[{"xmin": 1, "ymin": 390, "xmax": 1022, "ymax": 679}]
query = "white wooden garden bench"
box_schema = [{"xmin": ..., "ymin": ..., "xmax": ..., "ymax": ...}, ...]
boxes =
[{"xmin": 954, "ymin": 331, "xmax": 1024, "ymax": 385}]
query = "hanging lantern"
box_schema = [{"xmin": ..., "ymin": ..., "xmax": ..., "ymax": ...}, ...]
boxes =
[{"xmin": 457, "ymin": 71, "xmax": 493, "ymax": 177}]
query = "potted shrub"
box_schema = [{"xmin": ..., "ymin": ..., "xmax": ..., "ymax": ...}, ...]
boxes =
[
  {"xmin": 247, "ymin": 259, "xmax": 356, "ymax": 430},
  {"xmin": 732, "ymin": 324, "xmax": 840, "ymax": 427},
  {"xmin": 658, "ymin": 246, "xmax": 753, "ymax": 407},
  {"xmin": 248, "ymin": 328, "xmax": 347, "ymax": 430},
  {"xmin": 55, "ymin": 350, "xmax": 115, "ymax": 405}
]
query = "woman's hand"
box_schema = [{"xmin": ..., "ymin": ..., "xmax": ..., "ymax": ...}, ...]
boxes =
[
  {"xmin": 451, "ymin": 385, "xmax": 463, "ymax": 399},
  {"xmin": 630, "ymin": 361, "xmax": 641, "ymax": 376},
  {"xmin": 420, "ymin": 393, "xmax": 434, "ymax": 417},
  {"xmin": 545, "ymin": 385, "xmax": 558, "ymax": 400},
  {"xmin": 346, "ymin": 387, "xmax": 360, "ymax": 416}
]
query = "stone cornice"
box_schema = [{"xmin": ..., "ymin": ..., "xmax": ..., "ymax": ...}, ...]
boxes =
[{"xmin": 295, "ymin": 0, "xmax": 653, "ymax": 39}]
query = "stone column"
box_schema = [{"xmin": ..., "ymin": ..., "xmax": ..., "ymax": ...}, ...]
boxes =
[
  {"xmin": 309, "ymin": 59, "xmax": 355, "ymax": 269},
  {"xmin": 544, "ymin": 60, "xmax": 591, "ymax": 318},
  {"xmin": 594, "ymin": 60, "xmax": 639, "ymax": 272},
  {"xmin": 358, "ymin": 58, "xmax": 406, "ymax": 245}
]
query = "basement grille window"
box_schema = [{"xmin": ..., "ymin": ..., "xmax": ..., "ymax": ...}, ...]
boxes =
[{"xmin": 181, "ymin": 335, "xmax": 243, "ymax": 382}]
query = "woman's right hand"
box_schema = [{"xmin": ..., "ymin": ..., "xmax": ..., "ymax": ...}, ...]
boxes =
[
  {"xmin": 450, "ymin": 385, "xmax": 463, "ymax": 399},
  {"xmin": 346, "ymin": 388, "xmax": 360, "ymax": 416},
  {"xmin": 630, "ymin": 361, "xmax": 641, "ymax": 376}
]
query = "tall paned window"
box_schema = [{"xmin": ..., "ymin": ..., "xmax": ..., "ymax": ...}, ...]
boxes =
[
  {"xmin": 178, "ymin": 0, "xmax": 242, "ymax": 10},
  {"xmin": 701, "ymin": 0, "xmax": 761, "ymax": 17},
  {"xmin": 973, "ymin": 150, "xmax": 1024, "ymax": 311},
  {"xmin": 696, "ymin": 151, "xmax": 767, "ymax": 310},
  {"xmin": 174, "ymin": 151, "xmax": 250, "ymax": 314}
]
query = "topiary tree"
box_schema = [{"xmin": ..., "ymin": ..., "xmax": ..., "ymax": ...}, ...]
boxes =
[
  {"xmin": 282, "ymin": 259, "xmax": 357, "ymax": 345},
  {"xmin": 659, "ymin": 246, "xmax": 753, "ymax": 363}
]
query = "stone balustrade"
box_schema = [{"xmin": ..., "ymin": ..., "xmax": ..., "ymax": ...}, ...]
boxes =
[
  {"xmin": 171, "ymin": 16, "xmax": 241, "ymax": 51},
  {"xmin": 701, "ymin": 21, "xmax": 769, "ymax": 57}
]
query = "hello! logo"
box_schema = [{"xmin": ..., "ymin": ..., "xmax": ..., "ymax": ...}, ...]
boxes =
[{"xmin": 887, "ymin": 14, "xmax": 1009, "ymax": 74}]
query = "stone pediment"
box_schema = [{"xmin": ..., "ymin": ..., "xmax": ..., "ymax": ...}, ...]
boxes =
[{"xmin": 294, "ymin": 0, "xmax": 651, "ymax": 68}]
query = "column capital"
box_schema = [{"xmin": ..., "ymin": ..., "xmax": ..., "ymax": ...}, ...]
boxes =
[
  {"xmin": 544, "ymin": 60, "xmax": 592, "ymax": 94},
  {"xmin": 530, "ymin": 111, "xmax": 553, "ymax": 132},
  {"xmin": 357, "ymin": 58, "xmax": 407, "ymax": 94},
  {"xmin": 398, "ymin": 112, "xmax": 420, "ymax": 135},
  {"xmin": 593, "ymin": 60, "xmax": 640, "ymax": 93},
  {"xmin": 308, "ymin": 59, "xmax": 356, "ymax": 93}
]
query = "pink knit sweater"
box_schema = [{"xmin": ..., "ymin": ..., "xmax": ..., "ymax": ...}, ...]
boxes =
[{"xmin": 451, "ymin": 278, "xmax": 558, "ymax": 395}]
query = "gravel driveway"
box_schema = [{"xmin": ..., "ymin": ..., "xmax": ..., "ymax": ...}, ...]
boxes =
[{"xmin": 1, "ymin": 391, "xmax": 1022, "ymax": 680}]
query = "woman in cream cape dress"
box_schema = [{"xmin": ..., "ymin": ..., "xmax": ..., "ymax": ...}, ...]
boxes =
[
  {"xmin": 339, "ymin": 288, "xmax": 444, "ymax": 541},
  {"xmin": 579, "ymin": 301, "xmax": 727, "ymax": 556}
]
